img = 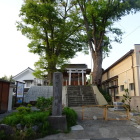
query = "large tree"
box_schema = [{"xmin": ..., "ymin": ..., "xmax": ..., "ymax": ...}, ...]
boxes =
[
  {"xmin": 17, "ymin": 0, "xmax": 87, "ymax": 84},
  {"xmin": 74, "ymin": 0, "xmax": 140, "ymax": 86}
]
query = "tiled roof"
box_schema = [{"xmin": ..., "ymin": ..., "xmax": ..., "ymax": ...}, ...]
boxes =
[{"xmin": 65, "ymin": 64, "xmax": 87, "ymax": 68}]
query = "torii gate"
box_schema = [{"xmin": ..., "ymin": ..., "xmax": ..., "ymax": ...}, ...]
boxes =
[{"xmin": 66, "ymin": 68, "xmax": 86, "ymax": 85}]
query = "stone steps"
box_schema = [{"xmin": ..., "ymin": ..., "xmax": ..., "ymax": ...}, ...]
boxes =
[{"xmin": 67, "ymin": 85, "xmax": 97, "ymax": 107}]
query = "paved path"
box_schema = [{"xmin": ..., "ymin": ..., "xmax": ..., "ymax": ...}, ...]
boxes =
[{"xmin": 38, "ymin": 107, "xmax": 140, "ymax": 140}]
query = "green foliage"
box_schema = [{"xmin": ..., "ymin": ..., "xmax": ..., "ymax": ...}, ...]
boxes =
[
  {"xmin": 17, "ymin": 0, "xmax": 88, "ymax": 82},
  {"xmin": 0, "ymin": 130, "xmax": 9, "ymax": 140},
  {"xmin": 1, "ymin": 113, "xmax": 22, "ymax": 126},
  {"xmin": 122, "ymin": 88, "xmax": 132, "ymax": 111},
  {"xmin": 27, "ymin": 104, "xmax": 32, "ymax": 108},
  {"xmin": 39, "ymin": 121, "xmax": 50, "ymax": 137},
  {"xmin": 2, "ymin": 106, "xmax": 50, "ymax": 126},
  {"xmin": 0, "ymin": 105, "xmax": 79, "ymax": 139},
  {"xmin": 36, "ymin": 97, "xmax": 53, "ymax": 111},
  {"xmin": 73, "ymin": 0, "xmax": 140, "ymax": 85},
  {"xmin": 62, "ymin": 107, "xmax": 77, "ymax": 128},
  {"xmin": 24, "ymin": 128, "xmax": 36, "ymax": 139},
  {"xmin": 16, "ymin": 106, "xmax": 31, "ymax": 114},
  {"xmin": 0, "ymin": 75, "xmax": 15, "ymax": 82},
  {"xmin": 22, "ymin": 111, "xmax": 50, "ymax": 126},
  {"xmin": 99, "ymin": 88, "xmax": 111, "ymax": 103}
]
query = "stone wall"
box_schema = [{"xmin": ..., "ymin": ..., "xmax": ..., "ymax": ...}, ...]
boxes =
[
  {"xmin": 24, "ymin": 86, "xmax": 67, "ymax": 106},
  {"xmin": 24, "ymin": 86, "xmax": 53, "ymax": 103}
]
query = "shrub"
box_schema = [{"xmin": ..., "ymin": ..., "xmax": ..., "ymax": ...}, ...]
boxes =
[
  {"xmin": 0, "ymin": 130, "xmax": 9, "ymax": 140},
  {"xmin": 62, "ymin": 107, "xmax": 77, "ymax": 128},
  {"xmin": 1, "ymin": 113, "xmax": 23, "ymax": 126},
  {"xmin": 1, "ymin": 111, "xmax": 50, "ymax": 127},
  {"xmin": 122, "ymin": 88, "xmax": 132, "ymax": 111},
  {"xmin": 99, "ymin": 88, "xmax": 112, "ymax": 103},
  {"xmin": 27, "ymin": 104, "xmax": 32, "ymax": 108},
  {"xmin": 16, "ymin": 106, "xmax": 31, "ymax": 114},
  {"xmin": 36, "ymin": 97, "xmax": 53, "ymax": 111}
]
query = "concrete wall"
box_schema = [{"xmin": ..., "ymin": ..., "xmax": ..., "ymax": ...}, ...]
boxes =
[
  {"xmin": 131, "ymin": 96, "xmax": 140, "ymax": 111},
  {"xmin": 8, "ymin": 84, "xmax": 15, "ymax": 111},
  {"xmin": 92, "ymin": 86, "xmax": 108, "ymax": 105},
  {"xmin": 24, "ymin": 86, "xmax": 67, "ymax": 106},
  {"xmin": 134, "ymin": 44, "xmax": 140, "ymax": 96}
]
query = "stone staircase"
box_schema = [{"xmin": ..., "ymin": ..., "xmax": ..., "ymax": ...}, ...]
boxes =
[{"xmin": 67, "ymin": 85, "xmax": 97, "ymax": 107}]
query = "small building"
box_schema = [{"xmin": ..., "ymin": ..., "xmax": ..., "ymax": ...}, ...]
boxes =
[
  {"xmin": 63, "ymin": 64, "xmax": 91, "ymax": 86},
  {"xmin": 102, "ymin": 44, "xmax": 140, "ymax": 110},
  {"xmin": 0, "ymin": 79, "xmax": 15, "ymax": 113}
]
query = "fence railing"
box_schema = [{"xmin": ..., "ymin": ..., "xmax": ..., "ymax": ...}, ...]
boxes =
[{"xmin": 82, "ymin": 105, "xmax": 130, "ymax": 121}]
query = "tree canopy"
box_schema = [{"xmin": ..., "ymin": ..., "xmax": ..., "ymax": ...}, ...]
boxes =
[
  {"xmin": 17, "ymin": 0, "xmax": 88, "ymax": 84},
  {"xmin": 0, "ymin": 75, "xmax": 14, "ymax": 82},
  {"xmin": 17, "ymin": 0, "xmax": 140, "ymax": 85},
  {"xmin": 74, "ymin": 0, "xmax": 140, "ymax": 85}
]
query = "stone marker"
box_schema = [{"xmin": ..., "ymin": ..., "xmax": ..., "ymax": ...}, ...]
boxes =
[
  {"xmin": 52, "ymin": 72, "xmax": 62, "ymax": 116},
  {"xmin": 48, "ymin": 72, "xmax": 67, "ymax": 131}
]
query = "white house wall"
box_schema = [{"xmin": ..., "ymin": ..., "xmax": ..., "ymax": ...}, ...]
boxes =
[{"xmin": 14, "ymin": 70, "xmax": 35, "ymax": 82}]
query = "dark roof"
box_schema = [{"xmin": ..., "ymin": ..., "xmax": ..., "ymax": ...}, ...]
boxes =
[
  {"xmin": 13, "ymin": 67, "xmax": 34, "ymax": 78},
  {"xmin": 103, "ymin": 49, "xmax": 134, "ymax": 73},
  {"xmin": 65, "ymin": 64, "xmax": 88, "ymax": 68}
]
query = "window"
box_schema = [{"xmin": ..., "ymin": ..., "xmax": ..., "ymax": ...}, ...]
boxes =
[
  {"xmin": 26, "ymin": 81, "xmax": 31, "ymax": 88},
  {"xmin": 129, "ymin": 83, "xmax": 134, "ymax": 90},
  {"xmin": 120, "ymin": 85, "xmax": 124, "ymax": 91}
]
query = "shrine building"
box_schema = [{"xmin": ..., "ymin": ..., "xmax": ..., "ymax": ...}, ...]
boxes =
[{"xmin": 63, "ymin": 64, "xmax": 91, "ymax": 86}]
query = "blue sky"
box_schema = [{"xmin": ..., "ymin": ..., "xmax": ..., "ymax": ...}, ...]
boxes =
[{"xmin": 0, "ymin": 0, "xmax": 140, "ymax": 77}]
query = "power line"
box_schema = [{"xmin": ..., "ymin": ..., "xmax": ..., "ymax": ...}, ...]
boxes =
[{"xmin": 122, "ymin": 26, "xmax": 140, "ymax": 39}]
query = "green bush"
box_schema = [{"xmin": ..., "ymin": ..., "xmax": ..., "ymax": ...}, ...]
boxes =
[
  {"xmin": 122, "ymin": 88, "xmax": 132, "ymax": 111},
  {"xmin": 24, "ymin": 128, "xmax": 36, "ymax": 139},
  {"xmin": 99, "ymin": 88, "xmax": 112, "ymax": 103},
  {"xmin": 36, "ymin": 97, "xmax": 53, "ymax": 111},
  {"xmin": 1, "ymin": 111, "xmax": 50, "ymax": 126},
  {"xmin": 27, "ymin": 104, "xmax": 32, "ymax": 108},
  {"xmin": 16, "ymin": 106, "xmax": 31, "ymax": 114},
  {"xmin": 0, "ymin": 130, "xmax": 9, "ymax": 140},
  {"xmin": 22, "ymin": 111, "xmax": 50, "ymax": 126},
  {"xmin": 62, "ymin": 107, "xmax": 77, "ymax": 128},
  {"xmin": 1, "ymin": 113, "xmax": 22, "ymax": 126}
]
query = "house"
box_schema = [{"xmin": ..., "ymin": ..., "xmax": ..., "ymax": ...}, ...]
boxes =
[
  {"xmin": 12, "ymin": 67, "xmax": 46, "ymax": 92},
  {"xmin": 102, "ymin": 44, "xmax": 140, "ymax": 111}
]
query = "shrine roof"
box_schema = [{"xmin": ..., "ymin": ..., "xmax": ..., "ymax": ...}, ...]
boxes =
[{"xmin": 65, "ymin": 64, "xmax": 87, "ymax": 69}]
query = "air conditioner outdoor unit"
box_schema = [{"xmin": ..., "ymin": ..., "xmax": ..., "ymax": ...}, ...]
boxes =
[{"xmin": 113, "ymin": 102, "xmax": 125, "ymax": 111}]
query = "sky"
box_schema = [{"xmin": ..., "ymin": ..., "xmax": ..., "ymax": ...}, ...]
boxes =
[{"xmin": 0, "ymin": 0, "xmax": 140, "ymax": 77}]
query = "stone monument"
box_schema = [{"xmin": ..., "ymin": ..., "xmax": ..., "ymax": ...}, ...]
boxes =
[{"xmin": 48, "ymin": 72, "xmax": 67, "ymax": 131}]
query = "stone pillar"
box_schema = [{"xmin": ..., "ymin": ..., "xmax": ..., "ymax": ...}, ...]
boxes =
[
  {"xmin": 52, "ymin": 72, "xmax": 62, "ymax": 116},
  {"xmin": 48, "ymin": 72, "xmax": 67, "ymax": 131},
  {"xmin": 82, "ymin": 70, "xmax": 84, "ymax": 85},
  {"xmin": 78, "ymin": 73, "xmax": 80, "ymax": 85},
  {"xmin": 68, "ymin": 70, "xmax": 71, "ymax": 85}
]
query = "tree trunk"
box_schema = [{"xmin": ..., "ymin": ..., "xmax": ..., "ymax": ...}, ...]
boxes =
[
  {"xmin": 92, "ymin": 50, "xmax": 103, "ymax": 87},
  {"xmin": 47, "ymin": 61, "xmax": 57, "ymax": 85},
  {"xmin": 48, "ymin": 72, "xmax": 53, "ymax": 85}
]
